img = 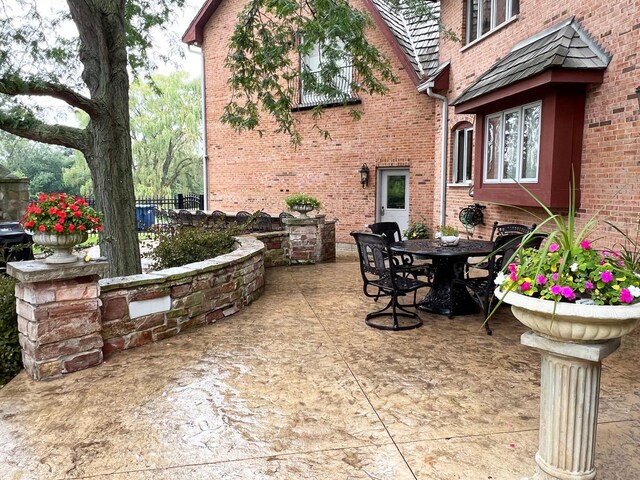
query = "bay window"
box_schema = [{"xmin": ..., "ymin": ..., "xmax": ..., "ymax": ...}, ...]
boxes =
[{"xmin": 483, "ymin": 102, "xmax": 541, "ymax": 183}]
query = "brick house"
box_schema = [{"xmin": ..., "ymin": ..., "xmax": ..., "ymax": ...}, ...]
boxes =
[{"xmin": 184, "ymin": 0, "xmax": 640, "ymax": 246}]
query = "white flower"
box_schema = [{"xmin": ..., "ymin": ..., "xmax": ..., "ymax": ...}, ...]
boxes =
[
  {"xmin": 494, "ymin": 271, "xmax": 506, "ymax": 286},
  {"xmin": 628, "ymin": 285, "xmax": 640, "ymax": 298},
  {"xmin": 635, "ymin": 272, "xmax": 640, "ymax": 279},
  {"xmin": 570, "ymin": 262, "xmax": 579, "ymax": 272}
]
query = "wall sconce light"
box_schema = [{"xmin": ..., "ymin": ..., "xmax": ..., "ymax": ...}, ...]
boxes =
[
  {"xmin": 359, "ymin": 163, "xmax": 370, "ymax": 188},
  {"xmin": 636, "ymin": 86, "xmax": 640, "ymax": 110}
]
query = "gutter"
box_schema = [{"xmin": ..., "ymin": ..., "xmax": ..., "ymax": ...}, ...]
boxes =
[
  {"xmin": 418, "ymin": 81, "xmax": 448, "ymax": 226},
  {"xmin": 188, "ymin": 44, "xmax": 209, "ymax": 209}
]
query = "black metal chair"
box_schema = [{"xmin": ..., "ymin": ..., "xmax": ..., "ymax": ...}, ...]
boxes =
[
  {"xmin": 278, "ymin": 211, "xmax": 294, "ymax": 230},
  {"xmin": 207, "ymin": 210, "xmax": 226, "ymax": 229},
  {"xmin": 235, "ymin": 211, "xmax": 252, "ymax": 227},
  {"xmin": 451, "ymin": 233, "xmax": 525, "ymax": 335},
  {"xmin": 194, "ymin": 210, "xmax": 208, "ymax": 227},
  {"xmin": 368, "ymin": 222, "xmax": 434, "ymax": 288},
  {"xmin": 466, "ymin": 222, "xmax": 537, "ymax": 274},
  {"xmin": 167, "ymin": 209, "xmax": 179, "ymax": 229},
  {"xmin": 351, "ymin": 231, "xmax": 428, "ymax": 331},
  {"xmin": 177, "ymin": 209, "xmax": 195, "ymax": 228},
  {"xmin": 254, "ymin": 211, "xmax": 273, "ymax": 232}
]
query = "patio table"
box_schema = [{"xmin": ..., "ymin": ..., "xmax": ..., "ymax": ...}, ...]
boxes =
[{"xmin": 391, "ymin": 238, "xmax": 494, "ymax": 316}]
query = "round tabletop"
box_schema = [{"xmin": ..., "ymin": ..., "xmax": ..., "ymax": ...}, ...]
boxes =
[{"xmin": 391, "ymin": 239, "xmax": 494, "ymax": 258}]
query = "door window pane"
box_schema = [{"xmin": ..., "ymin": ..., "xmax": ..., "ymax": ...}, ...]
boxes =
[
  {"xmin": 485, "ymin": 116, "xmax": 501, "ymax": 180},
  {"xmin": 387, "ymin": 175, "xmax": 406, "ymax": 209},
  {"xmin": 521, "ymin": 104, "xmax": 541, "ymax": 179},
  {"xmin": 503, "ymin": 110, "xmax": 520, "ymax": 180}
]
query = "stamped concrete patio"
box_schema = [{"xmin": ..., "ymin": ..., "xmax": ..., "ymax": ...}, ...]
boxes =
[{"xmin": 1, "ymin": 253, "xmax": 639, "ymax": 479}]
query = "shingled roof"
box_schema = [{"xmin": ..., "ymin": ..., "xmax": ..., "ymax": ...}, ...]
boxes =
[
  {"xmin": 370, "ymin": 0, "xmax": 441, "ymax": 79},
  {"xmin": 452, "ymin": 18, "xmax": 611, "ymax": 106}
]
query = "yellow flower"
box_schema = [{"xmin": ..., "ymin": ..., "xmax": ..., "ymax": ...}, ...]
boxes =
[
  {"xmin": 551, "ymin": 266, "xmax": 557, "ymax": 272},
  {"xmin": 617, "ymin": 277, "xmax": 626, "ymax": 282},
  {"xmin": 612, "ymin": 284, "xmax": 620, "ymax": 291}
]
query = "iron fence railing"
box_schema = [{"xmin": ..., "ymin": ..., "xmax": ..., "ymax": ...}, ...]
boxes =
[{"xmin": 292, "ymin": 66, "xmax": 361, "ymax": 110}]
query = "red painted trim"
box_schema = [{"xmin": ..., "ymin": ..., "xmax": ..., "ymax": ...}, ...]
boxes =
[
  {"xmin": 454, "ymin": 69, "xmax": 605, "ymax": 114},
  {"xmin": 361, "ymin": 0, "xmax": 421, "ymax": 86},
  {"xmin": 432, "ymin": 64, "xmax": 450, "ymax": 91},
  {"xmin": 182, "ymin": 0, "xmax": 220, "ymax": 45},
  {"xmin": 472, "ymin": 86, "xmax": 586, "ymax": 209}
]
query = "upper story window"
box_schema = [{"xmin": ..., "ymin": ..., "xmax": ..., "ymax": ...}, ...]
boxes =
[
  {"xmin": 466, "ymin": 0, "xmax": 519, "ymax": 44},
  {"xmin": 299, "ymin": 41, "xmax": 355, "ymax": 108},
  {"xmin": 453, "ymin": 126, "xmax": 473, "ymax": 184},
  {"xmin": 484, "ymin": 101, "xmax": 541, "ymax": 183}
]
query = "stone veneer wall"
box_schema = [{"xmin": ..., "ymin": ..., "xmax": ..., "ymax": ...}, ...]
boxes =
[
  {"xmin": 283, "ymin": 216, "xmax": 336, "ymax": 265},
  {"xmin": 0, "ymin": 177, "xmax": 30, "ymax": 222},
  {"xmin": 99, "ymin": 236, "xmax": 265, "ymax": 354},
  {"xmin": 252, "ymin": 231, "xmax": 288, "ymax": 267}
]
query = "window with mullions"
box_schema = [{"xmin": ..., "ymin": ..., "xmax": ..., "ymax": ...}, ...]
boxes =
[
  {"xmin": 453, "ymin": 127, "xmax": 473, "ymax": 184},
  {"xmin": 300, "ymin": 40, "xmax": 353, "ymax": 107},
  {"xmin": 466, "ymin": 0, "xmax": 519, "ymax": 44},
  {"xmin": 484, "ymin": 101, "xmax": 541, "ymax": 183}
]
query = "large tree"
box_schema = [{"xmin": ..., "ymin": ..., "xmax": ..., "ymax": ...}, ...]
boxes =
[
  {"xmin": 0, "ymin": 0, "xmax": 184, "ymax": 277},
  {"xmin": 130, "ymin": 72, "xmax": 202, "ymax": 197}
]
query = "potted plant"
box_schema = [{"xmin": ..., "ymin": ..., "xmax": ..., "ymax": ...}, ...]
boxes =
[
  {"xmin": 492, "ymin": 182, "xmax": 640, "ymax": 480},
  {"xmin": 21, "ymin": 193, "xmax": 103, "ymax": 264},
  {"xmin": 436, "ymin": 225, "xmax": 460, "ymax": 246},
  {"xmin": 403, "ymin": 219, "xmax": 429, "ymax": 239},
  {"xmin": 284, "ymin": 193, "xmax": 322, "ymax": 218}
]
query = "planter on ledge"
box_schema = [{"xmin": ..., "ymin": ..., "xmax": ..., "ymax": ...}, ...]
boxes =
[{"xmin": 33, "ymin": 231, "xmax": 88, "ymax": 264}]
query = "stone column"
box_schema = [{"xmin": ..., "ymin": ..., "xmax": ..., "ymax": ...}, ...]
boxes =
[
  {"xmin": 283, "ymin": 216, "xmax": 336, "ymax": 265},
  {"xmin": 8, "ymin": 260, "xmax": 108, "ymax": 381},
  {"xmin": 521, "ymin": 331, "xmax": 621, "ymax": 480}
]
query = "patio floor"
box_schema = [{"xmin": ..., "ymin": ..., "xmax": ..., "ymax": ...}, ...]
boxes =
[{"xmin": 1, "ymin": 253, "xmax": 639, "ymax": 479}]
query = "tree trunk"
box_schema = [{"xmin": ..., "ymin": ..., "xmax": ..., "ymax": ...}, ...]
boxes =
[{"xmin": 69, "ymin": 0, "xmax": 142, "ymax": 277}]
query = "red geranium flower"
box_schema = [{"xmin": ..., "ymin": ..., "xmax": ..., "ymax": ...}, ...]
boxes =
[
  {"xmin": 38, "ymin": 225, "xmax": 46, "ymax": 232},
  {"xmin": 53, "ymin": 223, "xmax": 64, "ymax": 233}
]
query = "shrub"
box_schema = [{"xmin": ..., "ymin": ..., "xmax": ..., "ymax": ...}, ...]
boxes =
[
  {"xmin": 150, "ymin": 228, "xmax": 237, "ymax": 270},
  {"xmin": 0, "ymin": 275, "xmax": 20, "ymax": 386},
  {"xmin": 404, "ymin": 219, "xmax": 430, "ymax": 239},
  {"xmin": 284, "ymin": 193, "xmax": 322, "ymax": 211}
]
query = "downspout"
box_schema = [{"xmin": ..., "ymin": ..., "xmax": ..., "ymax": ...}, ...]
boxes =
[
  {"xmin": 188, "ymin": 44, "xmax": 209, "ymax": 209},
  {"xmin": 418, "ymin": 82, "xmax": 448, "ymax": 226}
]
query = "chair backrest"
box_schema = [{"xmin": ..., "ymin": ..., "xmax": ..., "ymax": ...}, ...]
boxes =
[
  {"xmin": 491, "ymin": 233, "xmax": 525, "ymax": 274},
  {"xmin": 490, "ymin": 222, "xmax": 536, "ymax": 241},
  {"xmin": 351, "ymin": 232, "xmax": 392, "ymax": 281},
  {"xmin": 368, "ymin": 222, "xmax": 402, "ymax": 243},
  {"xmin": 177, "ymin": 209, "xmax": 194, "ymax": 227},
  {"xmin": 167, "ymin": 209, "xmax": 179, "ymax": 225},
  {"xmin": 194, "ymin": 210, "xmax": 208, "ymax": 227},
  {"xmin": 235, "ymin": 211, "xmax": 251, "ymax": 225},
  {"xmin": 255, "ymin": 211, "xmax": 273, "ymax": 232},
  {"xmin": 207, "ymin": 210, "xmax": 226, "ymax": 228}
]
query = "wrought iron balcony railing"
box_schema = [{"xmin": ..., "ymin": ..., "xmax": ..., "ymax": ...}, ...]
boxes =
[{"xmin": 291, "ymin": 66, "xmax": 361, "ymax": 110}]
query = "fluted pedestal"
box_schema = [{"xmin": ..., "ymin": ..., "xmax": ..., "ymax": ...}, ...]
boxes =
[{"xmin": 521, "ymin": 332, "xmax": 621, "ymax": 480}]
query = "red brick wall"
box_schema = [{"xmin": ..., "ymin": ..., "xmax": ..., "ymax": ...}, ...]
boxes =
[
  {"xmin": 439, "ymin": 0, "xmax": 640, "ymax": 243},
  {"xmin": 200, "ymin": 0, "xmax": 439, "ymax": 244}
]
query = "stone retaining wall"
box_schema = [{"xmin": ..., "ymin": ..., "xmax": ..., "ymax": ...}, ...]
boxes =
[
  {"xmin": 252, "ymin": 231, "xmax": 288, "ymax": 267},
  {"xmin": 99, "ymin": 236, "xmax": 265, "ymax": 355}
]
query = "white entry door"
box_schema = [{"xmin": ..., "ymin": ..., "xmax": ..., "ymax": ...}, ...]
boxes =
[{"xmin": 378, "ymin": 169, "xmax": 410, "ymax": 236}]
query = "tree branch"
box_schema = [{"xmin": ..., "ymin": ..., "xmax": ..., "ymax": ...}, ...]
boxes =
[
  {"xmin": 0, "ymin": 110, "xmax": 87, "ymax": 151},
  {"xmin": 0, "ymin": 75, "xmax": 100, "ymax": 116}
]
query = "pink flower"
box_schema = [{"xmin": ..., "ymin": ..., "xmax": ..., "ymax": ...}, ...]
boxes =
[
  {"xmin": 38, "ymin": 225, "xmax": 46, "ymax": 232},
  {"xmin": 508, "ymin": 263, "xmax": 517, "ymax": 274},
  {"xmin": 620, "ymin": 289, "xmax": 633, "ymax": 304},
  {"xmin": 53, "ymin": 223, "xmax": 64, "ymax": 233},
  {"xmin": 600, "ymin": 271, "xmax": 613, "ymax": 283},
  {"xmin": 580, "ymin": 240, "xmax": 591, "ymax": 250},
  {"xmin": 584, "ymin": 281, "xmax": 594, "ymax": 290},
  {"xmin": 561, "ymin": 287, "xmax": 576, "ymax": 301},
  {"xmin": 551, "ymin": 273, "xmax": 559, "ymax": 282},
  {"xmin": 550, "ymin": 285, "xmax": 562, "ymax": 296},
  {"xmin": 520, "ymin": 281, "xmax": 531, "ymax": 292},
  {"xmin": 509, "ymin": 272, "xmax": 517, "ymax": 282},
  {"xmin": 536, "ymin": 275, "xmax": 547, "ymax": 285},
  {"xmin": 548, "ymin": 243, "xmax": 559, "ymax": 253}
]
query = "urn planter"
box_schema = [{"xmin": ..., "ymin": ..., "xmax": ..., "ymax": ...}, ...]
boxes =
[
  {"xmin": 32, "ymin": 231, "xmax": 88, "ymax": 264},
  {"xmin": 290, "ymin": 203, "xmax": 315, "ymax": 218},
  {"xmin": 497, "ymin": 289, "xmax": 640, "ymax": 480}
]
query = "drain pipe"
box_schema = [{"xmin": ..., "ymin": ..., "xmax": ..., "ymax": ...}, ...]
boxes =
[
  {"xmin": 418, "ymin": 82, "xmax": 448, "ymax": 226},
  {"xmin": 188, "ymin": 44, "xmax": 209, "ymax": 209}
]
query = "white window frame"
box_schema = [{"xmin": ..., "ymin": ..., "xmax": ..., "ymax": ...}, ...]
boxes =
[
  {"xmin": 466, "ymin": 0, "xmax": 519, "ymax": 44},
  {"xmin": 483, "ymin": 101, "xmax": 541, "ymax": 184},
  {"xmin": 452, "ymin": 127, "xmax": 473, "ymax": 185}
]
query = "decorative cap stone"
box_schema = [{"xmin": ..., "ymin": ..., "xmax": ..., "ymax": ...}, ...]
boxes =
[{"xmin": 7, "ymin": 259, "xmax": 109, "ymax": 283}]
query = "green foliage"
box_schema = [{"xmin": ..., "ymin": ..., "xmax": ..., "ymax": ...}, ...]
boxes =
[
  {"xmin": 130, "ymin": 73, "xmax": 203, "ymax": 197},
  {"xmin": 0, "ymin": 275, "xmax": 20, "ymax": 386},
  {"xmin": 284, "ymin": 193, "xmax": 323, "ymax": 211},
  {"xmin": 438, "ymin": 225, "xmax": 459, "ymax": 236},
  {"xmin": 404, "ymin": 219, "xmax": 429, "ymax": 239},
  {"xmin": 150, "ymin": 228, "xmax": 237, "ymax": 270},
  {"xmin": 222, "ymin": 0, "xmax": 410, "ymax": 144},
  {"xmin": 0, "ymin": 132, "xmax": 74, "ymax": 194}
]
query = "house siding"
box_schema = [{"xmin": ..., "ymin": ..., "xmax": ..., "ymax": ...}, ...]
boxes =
[
  {"xmin": 439, "ymin": 0, "xmax": 640, "ymax": 240},
  {"xmin": 199, "ymin": 0, "xmax": 439, "ymax": 245}
]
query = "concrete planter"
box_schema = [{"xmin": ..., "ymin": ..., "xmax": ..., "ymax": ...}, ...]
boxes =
[
  {"xmin": 33, "ymin": 231, "xmax": 88, "ymax": 264},
  {"xmin": 497, "ymin": 289, "xmax": 640, "ymax": 342},
  {"xmin": 497, "ymin": 289, "xmax": 640, "ymax": 480}
]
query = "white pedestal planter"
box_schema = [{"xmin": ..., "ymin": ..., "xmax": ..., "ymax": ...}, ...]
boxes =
[{"xmin": 497, "ymin": 290, "xmax": 640, "ymax": 480}]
